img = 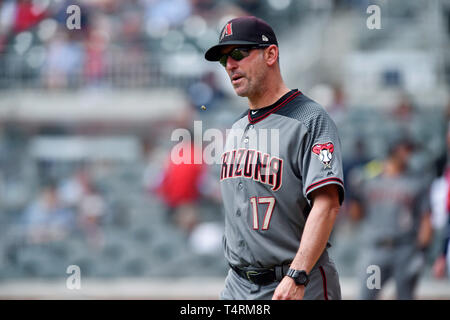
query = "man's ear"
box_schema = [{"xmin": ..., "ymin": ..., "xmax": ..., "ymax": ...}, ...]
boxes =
[{"xmin": 265, "ymin": 45, "xmax": 278, "ymax": 67}]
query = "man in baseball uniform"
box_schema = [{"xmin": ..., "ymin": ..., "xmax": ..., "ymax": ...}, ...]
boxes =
[
  {"xmin": 204, "ymin": 16, "xmax": 345, "ymax": 300},
  {"xmin": 348, "ymin": 138, "xmax": 433, "ymax": 299}
]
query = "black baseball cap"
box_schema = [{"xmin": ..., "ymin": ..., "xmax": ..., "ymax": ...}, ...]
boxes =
[{"xmin": 204, "ymin": 16, "xmax": 278, "ymax": 61}]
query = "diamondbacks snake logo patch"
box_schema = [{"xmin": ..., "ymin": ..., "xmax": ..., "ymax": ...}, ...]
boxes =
[{"xmin": 312, "ymin": 142, "xmax": 334, "ymax": 168}]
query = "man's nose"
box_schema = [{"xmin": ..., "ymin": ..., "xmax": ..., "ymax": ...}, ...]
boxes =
[{"xmin": 226, "ymin": 56, "xmax": 238, "ymax": 71}]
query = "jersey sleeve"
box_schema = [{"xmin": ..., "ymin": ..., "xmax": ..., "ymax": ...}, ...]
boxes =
[{"xmin": 299, "ymin": 106, "xmax": 345, "ymax": 204}]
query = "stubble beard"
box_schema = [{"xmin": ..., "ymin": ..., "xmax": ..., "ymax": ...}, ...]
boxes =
[{"xmin": 234, "ymin": 66, "xmax": 267, "ymax": 99}]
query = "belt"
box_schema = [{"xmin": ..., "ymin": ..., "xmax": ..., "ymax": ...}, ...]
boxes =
[{"xmin": 229, "ymin": 263, "xmax": 290, "ymax": 285}]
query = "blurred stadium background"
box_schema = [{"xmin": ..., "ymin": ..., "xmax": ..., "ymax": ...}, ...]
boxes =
[{"xmin": 0, "ymin": 0, "xmax": 450, "ymax": 299}]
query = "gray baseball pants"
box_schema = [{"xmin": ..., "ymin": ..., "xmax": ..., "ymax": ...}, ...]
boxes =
[{"xmin": 220, "ymin": 250, "xmax": 341, "ymax": 300}]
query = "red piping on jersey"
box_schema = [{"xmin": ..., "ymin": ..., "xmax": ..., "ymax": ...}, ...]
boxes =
[
  {"xmin": 248, "ymin": 90, "xmax": 302, "ymax": 124},
  {"xmin": 305, "ymin": 177, "xmax": 343, "ymax": 195},
  {"xmin": 319, "ymin": 266, "xmax": 328, "ymax": 300}
]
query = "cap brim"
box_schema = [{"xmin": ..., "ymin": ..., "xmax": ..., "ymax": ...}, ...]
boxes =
[{"xmin": 204, "ymin": 40, "xmax": 260, "ymax": 61}]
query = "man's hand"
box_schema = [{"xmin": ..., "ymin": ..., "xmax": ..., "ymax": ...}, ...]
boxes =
[
  {"xmin": 272, "ymin": 185, "xmax": 340, "ymax": 300},
  {"xmin": 272, "ymin": 276, "xmax": 305, "ymax": 300}
]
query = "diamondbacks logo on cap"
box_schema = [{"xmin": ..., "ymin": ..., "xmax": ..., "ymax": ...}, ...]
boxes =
[
  {"xmin": 220, "ymin": 23, "xmax": 233, "ymax": 40},
  {"xmin": 312, "ymin": 142, "xmax": 334, "ymax": 168},
  {"xmin": 262, "ymin": 35, "xmax": 268, "ymax": 42}
]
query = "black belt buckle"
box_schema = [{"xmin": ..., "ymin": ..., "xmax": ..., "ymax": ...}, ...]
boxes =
[
  {"xmin": 246, "ymin": 269, "xmax": 275, "ymax": 285},
  {"xmin": 245, "ymin": 270, "xmax": 259, "ymax": 282},
  {"xmin": 230, "ymin": 264, "xmax": 277, "ymax": 285}
]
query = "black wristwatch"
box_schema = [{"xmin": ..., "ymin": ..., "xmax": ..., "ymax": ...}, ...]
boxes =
[{"xmin": 286, "ymin": 268, "xmax": 310, "ymax": 287}]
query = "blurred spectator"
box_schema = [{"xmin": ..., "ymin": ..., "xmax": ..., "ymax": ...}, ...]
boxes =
[
  {"xmin": 343, "ymin": 138, "xmax": 370, "ymax": 200},
  {"xmin": 187, "ymin": 71, "xmax": 226, "ymax": 111},
  {"xmin": 77, "ymin": 185, "xmax": 107, "ymax": 249},
  {"xmin": 431, "ymin": 174, "xmax": 450, "ymax": 279},
  {"xmin": 348, "ymin": 137, "xmax": 433, "ymax": 299},
  {"xmin": 431, "ymin": 125, "xmax": 450, "ymax": 279},
  {"xmin": 58, "ymin": 165, "xmax": 107, "ymax": 249},
  {"xmin": 119, "ymin": 9, "xmax": 145, "ymax": 45},
  {"xmin": 58, "ymin": 166, "xmax": 91, "ymax": 208},
  {"xmin": 430, "ymin": 155, "xmax": 449, "ymax": 232},
  {"xmin": 21, "ymin": 180, "xmax": 76, "ymax": 244},
  {"xmin": 83, "ymin": 26, "xmax": 108, "ymax": 86},
  {"xmin": 42, "ymin": 29, "xmax": 84, "ymax": 89},
  {"xmin": 13, "ymin": 0, "xmax": 48, "ymax": 33},
  {"xmin": 154, "ymin": 137, "xmax": 206, "ymax": 235},
  {"xmin": 341, "ymin": 138, "xmax": 371, "ymax": 225}
]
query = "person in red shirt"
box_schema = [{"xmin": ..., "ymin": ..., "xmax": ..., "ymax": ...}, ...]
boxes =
[{"xmin": 156, "ymin": 141, "xmax": 206, "ymax": 234}]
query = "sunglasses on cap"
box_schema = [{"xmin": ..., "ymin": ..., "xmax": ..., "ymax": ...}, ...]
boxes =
[{"xmin": 219, "ymin": 45, "xmax": 269, "ymax": 67}]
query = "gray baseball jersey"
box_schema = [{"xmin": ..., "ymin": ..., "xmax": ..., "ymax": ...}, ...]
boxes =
[
  {"xmin": 220, "ymin": 89, "xmax": 345, "ymax": 268},
  {"xmin": 352, "ymin": 169, "xmax": 431, "ymax": 245}
]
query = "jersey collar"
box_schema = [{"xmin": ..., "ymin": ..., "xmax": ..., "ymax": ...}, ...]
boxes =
[{"xmin": 247, "ymin": 89, "xmax": 302, "ymax": 124}]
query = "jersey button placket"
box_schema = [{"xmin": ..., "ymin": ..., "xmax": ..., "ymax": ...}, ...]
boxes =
[{"xmin": 243, "ymin": 123, "xmax": 254, "ymax": 145}]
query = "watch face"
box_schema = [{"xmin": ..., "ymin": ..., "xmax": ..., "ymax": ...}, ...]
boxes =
[
  {"xmin": 297, "ymin": 273, "xmax": 308, "ymax": 285},
  {"xmin": 288, "ymin": 269, "xmax": 309, "ymax": 286}
]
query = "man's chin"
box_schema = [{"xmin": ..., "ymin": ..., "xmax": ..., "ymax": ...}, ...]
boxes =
[{"xmin": 233, "ymin": 86, "xmax": 248, "ymax": 97}]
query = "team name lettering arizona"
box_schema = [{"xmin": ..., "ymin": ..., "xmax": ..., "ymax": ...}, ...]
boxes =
[{"xmin": 220, "ymin": 149, "xmax": 283, "ymax": 191}]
